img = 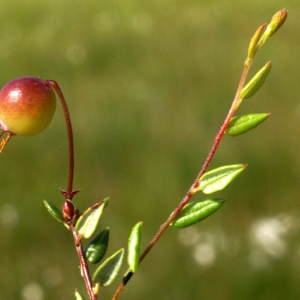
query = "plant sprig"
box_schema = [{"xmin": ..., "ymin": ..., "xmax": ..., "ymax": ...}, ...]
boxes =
[
  {"xmin": 112, "ymin": 8, "xmax": 287, "ymax": 300},
  {"xmin": 0, "ymin": 8, "xmax": 287, "ymax": 300}
]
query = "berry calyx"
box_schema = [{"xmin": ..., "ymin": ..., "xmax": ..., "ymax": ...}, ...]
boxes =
[{"xmin": 0, "ymin": 77, "xmax": 56, "ymax": 151}]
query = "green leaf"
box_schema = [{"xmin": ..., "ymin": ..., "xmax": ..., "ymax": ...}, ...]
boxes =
[
  {"xmin": 92, "ymin": 248, "xmax": 124, "ymax": 287},
  {"xmin": 128, "ymin": 222, "xmax": 142, "ymax": 272},
  {"xmin": 84, "ymin": 228, "xmax": 110, "ymax": 264},
  {"xmin": 226, "ymin": 113, "xmax": 270, "ymax": 136},
  {"xmin": 247, "ymin": 24, "xmax": 266, "ymax": 59},
  {"xmin": 193, "ymin": 164, "xmax": 247, "ymax": 194},
  {"xmin": 74, "ymin": 289, "xmax": 85, "ymax": 300},
  {"xmin": 75, "ymin": 203, "xmax": 104, "ymax": 239},
  {"xmin": 102, "ymin": 197, "xmax": 110, "ymax": 208},
  {"xmin": 43, "ymin": 200, "xmax": 64, "ymax": 223},
  {"xmin": 170, "ymin": 198, "xmax": 225, "ymax": 228},
  {"xmin": 240, "ymin": 61, "xmax": 271, "ymax": 99}
]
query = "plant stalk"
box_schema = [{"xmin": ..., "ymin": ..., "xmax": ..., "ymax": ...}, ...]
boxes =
[
  {"xmin": 112, "ymin": 58, "xmax": 253, "ymax": 300},
  {"xmin": 46, "ymin": 80, "xmax": 75, "ymax": 200},
  {"xmin": 46, "ymin": 81, "xmax": 96, "ymax": 299},
  {"xmin": 71, "ymin": 225, "xmax": 97, "ymax": 300}
]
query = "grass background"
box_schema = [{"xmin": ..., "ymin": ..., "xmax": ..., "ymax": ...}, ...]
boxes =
[{"xmin": 0, "ymin": 1, "xmax": 299, "ymax": 299}]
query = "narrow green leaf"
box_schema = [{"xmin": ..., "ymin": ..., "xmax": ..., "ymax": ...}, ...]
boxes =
[
  {"xmin": 240, "ymin": 61, "xmax": 271, "ymax": 99},
  {"xmin": 84, "ymin": 228, "xmax": 110, "ymax": 264},
  {"xmin": 43, "ymin": 200, "xmax": 64, "ymax": 223},
  {"xmin": 226, "ymin": 113, "xmax": 270, "ymax": 136},
  {"xmin": 193, "ymin": 164, "xmax": 247, "ymax": 194},
  {"xmin": 102, "ymin": 197, "xmax": 110, "ymax": 208},
  {"xmin": 128, "ymin": 222, "xmax": 142, "ymax": 272},
  {"xmin": 75, "ymin": 203, "xmax": 104, "ymax": 239},
  {"xmin": 74, "ymin": 289, "xmax": 85, "ymax": 300},
  {"xmin": 247, "ymin": 24, "xmax": 266, "ymax": 60},
  {"xmin": 170, "ymin": 198, "xmax": 225, "ymax": 228},
  {"xmin": 92, "ymin": 248, "xmax": 124, "ymax": 287}
]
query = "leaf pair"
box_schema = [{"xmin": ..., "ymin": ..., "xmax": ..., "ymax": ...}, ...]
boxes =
[
  {"xmin": 92, "ymin": 221, "xmax": 143, "ymax": 287},
  {"xmin": 43, "ymin": 199, "xmax": 124, "ymax": 288},
  {"xmin": 169, "ymin": 164, "xmax": 247, "ymax": 228},
  {"xmin": 75, "ymin": 247, "xmax": 125, "ymax": 298}
]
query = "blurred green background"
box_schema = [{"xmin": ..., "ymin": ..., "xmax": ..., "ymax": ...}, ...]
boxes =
[{"xmin": 0, "ymin": 0, "xmax": 299, "ymax": 299}]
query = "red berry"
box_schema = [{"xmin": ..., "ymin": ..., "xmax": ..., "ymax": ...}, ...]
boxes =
[{"xmin": 0, "ymin": 77, "xmax": 56, "ymax": 136}]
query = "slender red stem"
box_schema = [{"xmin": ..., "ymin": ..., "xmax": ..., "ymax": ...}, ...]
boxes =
[
  {"xmin": 112, "ymin": 58, "xmax": 253, "ymax": 300},
  {"xmin": 45, "ymin": 80, "xmax": 75, "ymax": 200},
  {"xmin": 71, "ymin": 225, "xmax": 97, "ymax": 300},
  {"xmin": 45, "ymin": 81, "xmax": 97, "ymax": 299}
]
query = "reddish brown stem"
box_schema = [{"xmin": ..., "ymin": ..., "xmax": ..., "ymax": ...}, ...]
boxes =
[
  {"xmin": 71, "ymin": 225, "xmax": 97, "ymax": 300},
  {"xmin": 112, "ymin": 284, "xmax": 124, "ymax": 300},
  {"xmin": 45, "ymin": 80, "xmax": 75, "ymax": 200},
  {"xmin": 46, "ymin": 81, "xmax": 96, "ymax": 299},
  {"xmin": 139, "ymin": 59, "xmax": 252, "ymax": 263},
  {"xmin": 112, "ymin": 58, "xmax": 253, "ymax": 300}
]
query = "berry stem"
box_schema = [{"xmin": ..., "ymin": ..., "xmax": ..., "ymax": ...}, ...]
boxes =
[
  {"xmin": 46, "ymin": 81, "xmax": 96, "ymax": 299},
  {"xmin": 46, "ymin": 80, "xmax": 75, "ymax": 200},
  {"xmin": 0, "ymin": 131, "xmax": 13, "ymax": 153},
  {"xmin": 70, "ymin": 224, "xmax": 97, "ymax": 300}
]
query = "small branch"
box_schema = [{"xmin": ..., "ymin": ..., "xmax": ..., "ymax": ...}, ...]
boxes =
[
  {"xmin": 139, "ymin": 59, "xmax": 252, "ymax": 260},
  {"xmin": 70, "ymin": 225, "xmax": 97, "ymax": 300},
  {"xmin": 112, "ymin": 58, "xmax": 253, "ymax": 300},
  {"xmin": 45, "ymin": 80, "xmax": 75, "ymax": 200},
  {"xmin": 112, "ymin": 283, "xmax": 124, "ymax": 300},
  {"xmin": 0, "ymin": 132, "xmax": 13, "ymax": 153}
]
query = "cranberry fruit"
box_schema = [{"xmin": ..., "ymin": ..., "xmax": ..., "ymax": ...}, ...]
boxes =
[{"xmin": 0, "ymin": 77, "xmax": 56, "ymax": 136}]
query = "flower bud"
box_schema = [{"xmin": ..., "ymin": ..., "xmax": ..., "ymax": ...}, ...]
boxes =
[
  {"xmin": 256, "ymin": 9, "xmax": 288, "ymax": 49},
  {"xmin": 62, "ymin": 199, "xmax": 79, "ymax": 223},
  {"xmin": 266, "ymin": 9, "xmax": 288, "ymax": 37}
]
